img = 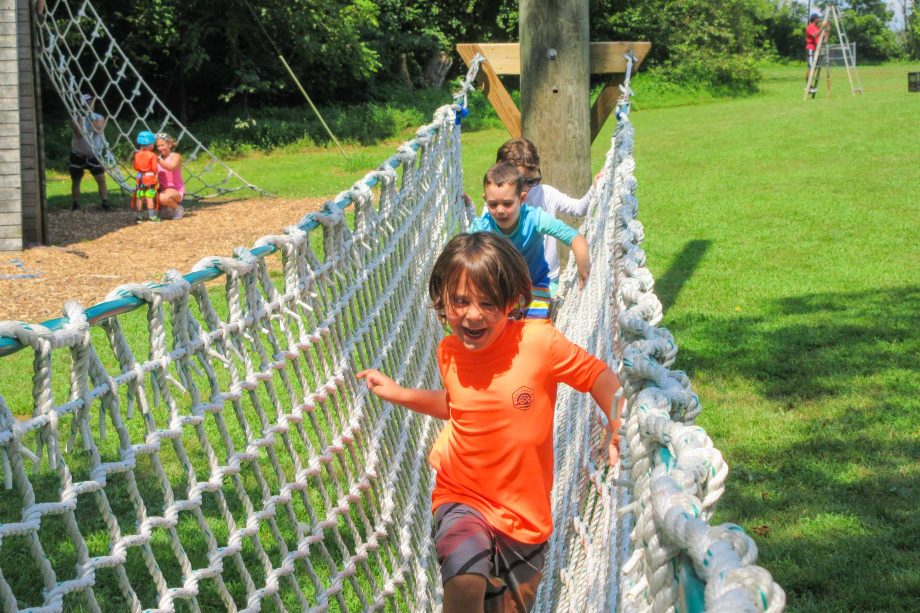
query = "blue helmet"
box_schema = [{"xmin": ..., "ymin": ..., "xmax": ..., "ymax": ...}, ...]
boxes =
[{"xmin": 136, "ymin": 130, "xmax": 156, "ymax": 146}]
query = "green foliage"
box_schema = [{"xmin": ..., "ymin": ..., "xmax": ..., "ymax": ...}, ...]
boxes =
[
  {"xmin": 369, "ymin": 0, "xmax": 517, "ymax": 88},
  {"xmin": 49, "ymin": 0, "xmax": 912, "ymax": 131},
  {"xmin": 759, "ymin": 1, "xmax": 808, "ymax": 60},
  {"xmin": 659, "ymin": 48, "xmax": 761, "ymax": 96},
  {"xmin": 909, "ymin": 0, "xmax": 920, "ymax": 59},
  {"xmin": 842, "ymin": 6, "xmax": 903, "ymax": 61},
  {"xmin": 593, "ymin": 0, "xmax": 772, "ymax": 95},
  {"xmin": 93, "ymin": 0, "xmax": 383, "ymax": 111},
  {"xmin": 595, "ymin": 0, "xmax": 770, "ymax": 61}
]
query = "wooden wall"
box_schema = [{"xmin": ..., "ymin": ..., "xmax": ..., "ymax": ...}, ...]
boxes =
[
  {"xmin": 0, "ymin": 0, "xmax": 43, "ymax": 252},
  {"xmin": 0, "ymin": 0, "xmax": 22, "ymax": 251}
]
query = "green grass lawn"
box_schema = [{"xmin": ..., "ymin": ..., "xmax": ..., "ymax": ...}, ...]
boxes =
[
  {"xmin": 21, "ymin": 62, "xmax": 920, "ymax": 610},
  {"xmin": 628, "ymin": 63, "xmax": 920, "ymax": 612}
]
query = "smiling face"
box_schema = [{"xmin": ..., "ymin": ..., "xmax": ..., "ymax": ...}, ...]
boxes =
[
  {"xmin": 444, "ymin": 272, "xmax": 512, "ymax": 351},
  {"xmin": 156, "ymin": 138, "xmax": 173, "ymax": 156},
  {"xmin": 428, "ymin": 233, "xmax": 532, "ymax": 350},
  {"xmin": 483, "ymin": 182, "xmax": 526, "ymax": 234}
]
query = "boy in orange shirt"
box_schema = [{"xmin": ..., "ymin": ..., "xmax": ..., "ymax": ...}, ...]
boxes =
[
  {"xmin": 358, "ymin": 232, "xmax": 623, "ymax": 612},
  {"xmin": 133, "ymin": 130, "xmax": 159, "ymax": 221}
]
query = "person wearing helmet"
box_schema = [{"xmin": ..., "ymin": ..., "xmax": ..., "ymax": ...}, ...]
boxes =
[
  {"xmin": 805, "ymin": 13, "xmax": 827, "ymax": 87},
  {"xmin": 133, "ymin": 130, "xmax": 159, "ymax": 222},
  {"xmin": 69, "ymin": 94, "xmax": 110, "ymax": 211}
]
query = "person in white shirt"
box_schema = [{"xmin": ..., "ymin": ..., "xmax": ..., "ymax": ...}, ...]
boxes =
[
  {"xmin": 69, "ymin": 94, "xmax": 110, "ymax": 211},
  {"xmin": 495, "ymin": 138, "xmax": 595, "ymax": 295}
]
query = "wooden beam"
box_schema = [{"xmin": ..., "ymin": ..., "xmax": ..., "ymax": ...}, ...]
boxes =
[
  {"xmin": 589, "ymin": 42, "xmax": 651, "ymax": 73},
  {"xmin": 456, "ymin": 43, "xmax": 521, "ymax": 138},
  {"xmin": 457, "ymin": 39, "xmax": 651, "ymax": 147},
  {"xmin": 461, "ymin": 42, "xmax": 650, "ymax": 75},
  {"xmin": 590, "ymin": 74, "xmax": 626, "ymax": 142}
]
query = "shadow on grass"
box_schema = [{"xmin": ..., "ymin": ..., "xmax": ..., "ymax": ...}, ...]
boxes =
[
  {"xmin": 671, "ymin": 285, "xmax": 920, "ymax": 402},
  {"xmin": 655, "ymin": 239, "xmax": 710, "ymax": 314},
  {"xmin": 667, "ymin": 285, "xmax": 920, "ymax": 612}
]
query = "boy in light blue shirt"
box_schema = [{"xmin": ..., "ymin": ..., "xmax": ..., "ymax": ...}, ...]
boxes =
[{"xmin": 471, "ymin": 162, "xmax": 590, "ymax": 318}]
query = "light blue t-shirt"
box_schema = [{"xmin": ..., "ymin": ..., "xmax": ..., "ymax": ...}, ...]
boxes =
[{"xmin": 470, "ymin": 204, "xmax": 578, "ymax": 288}]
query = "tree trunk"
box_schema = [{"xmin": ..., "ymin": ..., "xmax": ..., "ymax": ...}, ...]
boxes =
[
  {"xmin": 423, "ymin": 50, "xmax": 453, "ymax": 88},
  {"xmin": 398, "ymin": 53, "xmax": 412, "ymax": 88},
  {"xmin": 178, "ymin": 80, "xmax": 188, "ymax": 124}
]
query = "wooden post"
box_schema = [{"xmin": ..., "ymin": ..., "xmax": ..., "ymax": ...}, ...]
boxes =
[
  {"xmin": 520, "ymin": 0, "xmax": 591, "ymax": 196},
  {"xmin": 0, "ymin": 0, "xmax": 23, "ymax": 251}
]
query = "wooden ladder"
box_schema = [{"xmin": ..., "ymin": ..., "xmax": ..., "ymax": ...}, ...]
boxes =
[{"xmin": 804, "ymin": 4, "xmax": 863, "ymax": 100}]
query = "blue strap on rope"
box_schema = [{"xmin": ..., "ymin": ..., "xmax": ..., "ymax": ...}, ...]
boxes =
[{"xmin": 454, "ymin": 103, "xmax": 469, "ymax": 126}]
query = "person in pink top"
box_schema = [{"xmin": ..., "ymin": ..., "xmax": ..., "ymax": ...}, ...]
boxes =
[{"xmin": 155, "ymin": 132, "xmax": 185, "ymax": 220}]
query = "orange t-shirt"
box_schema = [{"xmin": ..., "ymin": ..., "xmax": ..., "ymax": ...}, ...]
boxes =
[
  {"xmin": 134, "ymin": 150, "xmax": 158, "ymax": 186},
  {"xmin": 430, "ymin": 319, "xmax": 607, "ymax": 544}
]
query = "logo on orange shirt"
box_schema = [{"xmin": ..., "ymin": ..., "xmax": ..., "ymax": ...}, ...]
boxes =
[{"xmin": 512, "ymin": 386, "xmax": 534, "ymax": 411}]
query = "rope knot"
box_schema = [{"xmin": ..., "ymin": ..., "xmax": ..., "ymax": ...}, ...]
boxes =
[
  {"xmin": 313, "ymin": 204, "xmax": 345, "ymax": 228},
  {"xmin": 395, "ymin": 143, "xmax": 417, "ymax": 165}
]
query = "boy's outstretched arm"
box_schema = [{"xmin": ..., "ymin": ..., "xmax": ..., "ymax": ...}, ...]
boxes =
[
  {"xmin": 357, "ymin": 369, "xmax": 449, "ymax": 420},
  {"xmin": 570, "ymin": 234, "xmax": 591, "ymax": 289},
  {"xmin": 590, "ymin": 368, "xmax": 625, "ymax": 465}
]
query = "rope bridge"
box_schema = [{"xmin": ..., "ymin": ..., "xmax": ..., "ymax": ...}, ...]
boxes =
[
  {"xmin": 0, "ymin": 59, "xmax": 784, "ymax": 611},
  {"xmin": 37, "ymin": 0, "xmax": 266, "ymax": 199}
]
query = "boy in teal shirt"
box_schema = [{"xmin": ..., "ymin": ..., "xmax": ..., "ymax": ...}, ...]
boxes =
[{"xmin": 471, "ymin": 163, "xmax": 590, "ymax": 318}]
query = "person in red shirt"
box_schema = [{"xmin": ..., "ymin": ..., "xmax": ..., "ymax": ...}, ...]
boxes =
[
  {"xmin": 358, "ymin": 232, "xmax": 624, "ymax": 612},
  {"xmin": 133, "ymin": 130, "xmax": 159, "ymax": 222},
  {"xmin": 805, "ymin": 13, "xmax": 827, "ymax": 83}
]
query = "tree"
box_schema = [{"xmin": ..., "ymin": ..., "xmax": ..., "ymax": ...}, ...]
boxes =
[
  {"xmin": 839, "ymin": 0, "xmax": 902, "ymax": 60},
  {"xmin": 91, "ymin": 0, "xmax": 383, "ymax": 114},
  {"xmin": 908, "ymin": 0, "xmax": 920, "ymax": 58}
]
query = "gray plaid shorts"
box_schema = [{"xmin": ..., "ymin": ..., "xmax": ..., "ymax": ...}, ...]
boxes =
[{"xmin": 433, "ymin": 503, "xmax": 546, "ymax": 612}]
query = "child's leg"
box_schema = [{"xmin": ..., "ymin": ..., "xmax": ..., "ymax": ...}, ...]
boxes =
[
  {"xmin": 434, "ymin": 504, "xmax": 491, "ymax": 613},
  {"xmin": 134, "ymin": 189, "xmax": 144, "ymax": 220},
  {"xmin": 444, "ymin": 575, "xmax": 486, "ymax": 613},
  {"xmin": 433, "ymin": 504, "xmax": 546, "ymax": 612},
  {"xmin": 490, "ymin": 533, "xmax": 546, "ymax": 612},
  {"xmin": 145, "ymin": 195, "xmax": 159, "ymax": 219}
]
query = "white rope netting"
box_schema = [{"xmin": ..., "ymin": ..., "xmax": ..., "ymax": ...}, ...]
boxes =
[
  {"xmin": 0, "ymin": 57, "xmax": 784, "ymax": 611},
  {"xmin": 598, "ymin": 115, "xmax": 786, "ymax": 613},
  {"xmin": 37, "ymin": 0, "xmax": 267, "ymax": 199}
]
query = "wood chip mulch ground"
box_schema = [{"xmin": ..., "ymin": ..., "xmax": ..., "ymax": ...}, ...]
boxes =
[{"xmin": 0, "ymin": 198, "xmax": 325, "ymax": 323}]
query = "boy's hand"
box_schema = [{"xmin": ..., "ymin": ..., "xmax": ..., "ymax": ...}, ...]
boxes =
[
  {"xmin": 357, "ymin": 369, "xmax": 403, "ymax": 403},
  {"xmin": 577, "ymin": 260, "xmax": 591, "ymax": 289},
  {"xmin": 607, "ymin": 430, "xmax": 620, "ymax": 466},
  {"xmin": 570, "ymin": 235, "xmax": 591, "ymax": 290}
]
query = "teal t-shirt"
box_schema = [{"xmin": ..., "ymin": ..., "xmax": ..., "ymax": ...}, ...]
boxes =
[{"xmin": 470, "ymin": 204, "xmax": 577, "ymax": 287}]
